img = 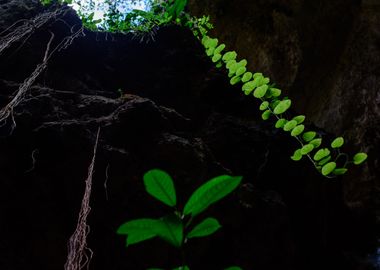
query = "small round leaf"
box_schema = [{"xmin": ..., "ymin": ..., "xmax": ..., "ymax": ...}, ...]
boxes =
[
  {"xmin": 253, "ymin": 85, "xmax": 268, "ymax": 98},
  {"xmin": 353, "ymin": 153, "xmax": 368, "ymax": 165},
  {"xmin": 321, "ymin": 162, "xmax": 337, "ymax": 176},
  {"xmin": 242, "ymin": 72, "xmax": 253, "ymax": 83},
  {"xmin": 283, "ymin": 120, "xmax": 298, "ymax": 131},
  {"xmin": 292, "ymin": 115, "xmax": 306, "ymax": 124},
  {"xmin": 301, "ymin": 144, "xmax": 315, "ymax": 155},
  {"xmin": 302, "ymin": 131, "xmax": 316, "ymax": 142},
  {"xmin": 275, "ymin": 118, "xmax": 287, "ymax": 129},
  {"xmin": 262, "ymin": 110, "xmax": 272, "ymax": 120},
  {"xmin": 331, "ymin": 137, "xmax": 344, "ymax": 148},
  {"xmin": 291, "ymin": 149, "xmax": 303, "ymax": 161},
  {"xmin": 259, "ymin": 101, "xmax": 269, "ymax": 111},
  {"xmin": 291, "ymin": 125, "xmax": 305, "ymax": 136}
]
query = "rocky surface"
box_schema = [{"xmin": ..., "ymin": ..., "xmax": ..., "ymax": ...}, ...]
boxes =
[{"xmin": 0, "ymin": 1, "xmax": 378, "ymax": 270}]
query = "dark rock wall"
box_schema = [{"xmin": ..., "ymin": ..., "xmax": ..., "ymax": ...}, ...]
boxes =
[
  {"xmin": 0, "ymin": 1, "xmax": 378, "ymax": 270},
  {"xmin": 188, "ymin": 0, "xmax": 380, "ymax": 222}
]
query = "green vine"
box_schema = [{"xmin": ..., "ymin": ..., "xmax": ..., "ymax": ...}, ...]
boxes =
[{"xmin": 196, "ymin": 34, "xmax": 368, "ymax": 177}]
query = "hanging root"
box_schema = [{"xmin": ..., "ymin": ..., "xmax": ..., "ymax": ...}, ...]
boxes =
[
  {"xmin": 64, "ymin": 127, "xmax": 101, "ymax": 270},
  {"xmin": 0, "ymin": 7, "xmax": 67, "ymax": 56},
  {"xmin": 0, "ymin": 30, "xmax": 54, "ymax": 130},
  {"xmin": 0, "ymin": 26, "xmax": 85, "ymax": 130}
]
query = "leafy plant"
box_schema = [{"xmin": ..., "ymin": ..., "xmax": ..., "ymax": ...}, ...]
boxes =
[
  {"xmin": 117, "ymin": 169, "xmax": 243, "ymax": 270},
  {"xmin": 196, "ymin": 34, "xmax": 368, "ymax": 177}
]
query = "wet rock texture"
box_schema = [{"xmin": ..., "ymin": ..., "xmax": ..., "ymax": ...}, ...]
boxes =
[
  {"xmin": 0, "ymin": 1, "xmax": 378, "ymax": 270},
  {"xmin": 189, "ymin": 0, "xmax": 380, "ymax": 224}
]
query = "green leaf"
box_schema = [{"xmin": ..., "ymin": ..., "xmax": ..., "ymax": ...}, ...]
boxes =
[
  {"xmin": 226, "ymin": 60, "xmax": 237, "ymax": 69},
  {"xmin": 269, "ymin": 88, "xmax": 281, "ymax": 97},
  {"xmin": 206, "ymin": 48, "xmax": 214, "ymax": 57},
  {"xmin": 225, "ymin": 267, "xmax": 243, "ymax": 270},
  {"xmin": 302, "ymin": 131, "xmax": 316, "ymax": 142},
  {"xmin": 214, "ymin": 44, "xmax": 226, "ymax": 54},
  {"xmin": 222, "ymin": 51, "xmax": 237, "ymax": 61},
  {"xmin": 331, "ymin": 137, "xmax": 344, "ymax": 148},
  {"xmin": 353, "ymin": 152, "xmax": 368, "ymax": 165},
  {"xmin": 333, "ymin": 168, "xmax": 348, "ymax": 175},
  {"xmin": 187, "ymin": 217, "xmax": 221, "ymax": 239},
  {"xmin": 207, "ymin": 38, "xmax": 218, "ymax": 48},
  {"xmin": 242, "ymin": 72, "xmax": 253, "ymax": 83},
  {"xmin": 291, "ymin": 124, "xmax": 305, "ymax": 136},
  {"xmin": 273, "ymin": 99, "xmax": 291, "ymax": 114},
  {"xmin": 117, "ymin": 218, "xmax": 159, "ymax": 246},
  {"xmin": 318, "ymin": 155, "xmax": 331, "ymax": 166},
  {"xmin": 242, "ymin": 81, "xmax": 255, "ymax": 94},
  {"xmin": 253, "ymin": 72, "xmax": 263, "ymax": 79},
  {"xmin": 300, "ymin": 144, "xmax": 315, "ymax": 155},
  {"xmin": 230, "ymin": 75, "xmax": 241, "ymax": 85},
  {"xmin": 283, "ymin": 120, "xmax": 298, "ymax": 131},
  {"xmin": 212, "ymin": 53, "xmax": 222, "ymax": 63},
  {"xmin": 291, "ymin": 149, "xmax": 303, "ymax": 161},
  {"xmin": 183, "ymin": 175, "xmax": 242, "ymax": 217},
  {"xmin": 236, "ymin": 66, "xmax": 247, "ymax": 76},
  {"xmin": 156, "ymin": 214, "xmax": 183, "ymax": 248},
  {"xmin": 309, "ymin": 138, "xmax": 322, "ymax": 148},
  {"xmin": 321, "ymin": 162, "xmax": 337, "ymax": 176},
  {"xmin": 292, "ymin": 115, "xmax": 306, "ymax": 124},
  {"xmin": 253, "ymin": 85, "xmax": 269, "ymax": 98},
  {"xmin": 261, "ymin": 110, "xmax": 271, "ymax": 120},
  {"xmin": 270, "ymin": 99, "xmax": 281, "ymax": 110},
  {"xmin": 237, "ymin": 59, "xmax": 248, "ymax": 67},
  {"xmin": 275, "ymin": 118, "xmax": 287, "ymax": 129},
  {"xmin": 313, "ymin": 148, "xmax": 331, "ymax": 161},
  {"xmin": 259, "ymin": 101, "xmax": 269, "ymax": 111},
  {"xmin": 143, "ymin": 169, "xmax": 177, "ymax": 207}
]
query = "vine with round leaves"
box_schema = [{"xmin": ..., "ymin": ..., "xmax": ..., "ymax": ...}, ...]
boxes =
[{"xmin": 196, "ymin": 34, "xmax": 368, "ymax": 178}]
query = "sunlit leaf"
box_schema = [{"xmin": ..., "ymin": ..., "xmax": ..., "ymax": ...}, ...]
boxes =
[
  {"xmin": 236, "ymin": 66, "xmax": 247, "ymax": 76},
  {"xmin": 333, "ymin": 168, "xmax": 348, "ymax": 175},
  {"xmin": 261, "ymin": 110, "xmax": 271, "ymax": 120},
  {"xmin": 144, "ymin": 169, "xmax": 177, "ymax": 207},
  {"xmin": 302, "ymin": 131, "xmax": 316, "ymax": 142},
  {"xmin": 230, "ymin": 75, "xmax": 241, "ymax": 85},
  {"xmin": 222, "ymin": 51, "xmax": 237, "ymax": 61},
  {"xmin": 291, "ymin": 124, "xmax": 305, "ymax": 136},
  {"xmin": 259, "ymin": 101, "xmax": 269, "ymax": 111},
  {"xmin": 353, "ymin": 152, "xmax": 368, "ymax": 165},
  {"xmin": 273, "ymin": 99, "xmax": 291, "ymax": 114},
  {"xmin": 321, "ymin": 162, "xmax": 336, "ymax": 176},
  {"xmin": 242, "ymin": 72, "xmax": 253, "ymax": 83},
  {"xmin": 275, "ymin": 118, "xmax": 287, "ymax": 129},
  {"xmin": 292, "ymin": 115, "xmax": 305, "ymax": 124},
  {"xmin": 253, "ymin": 85, "xmax": 268, "ymax": 98},
  {"xmin": 187, "ymin": 217, "xmax": 221, "ymax": 239},
  {"xmin": 183, "ymin": 175, "xmax": 242, "ymax": 217},
  {"xmin": 331, "ymin": 137, "xmax": 344, "ymax": 148},
  {"xmin": 309, "ymin": 138, "xmax": 322, "ymax": 148},
  {"xmin": 313, "ymin": 148, "xmax": 330, "ymax": 161},
  {"xmin": 283, "ymin": 120, "xmax": 297, "ymax": 131},
  {"xmin": 300, "ymin": 144, "xmax": 315, "ymax": 155},
  {"xmin": 291, "ymin": 149, "xmax": 303, "ymax": 161},
  {"xmin": 117, "ymin": 218, "xmax": 159, "ymax": 246}
]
